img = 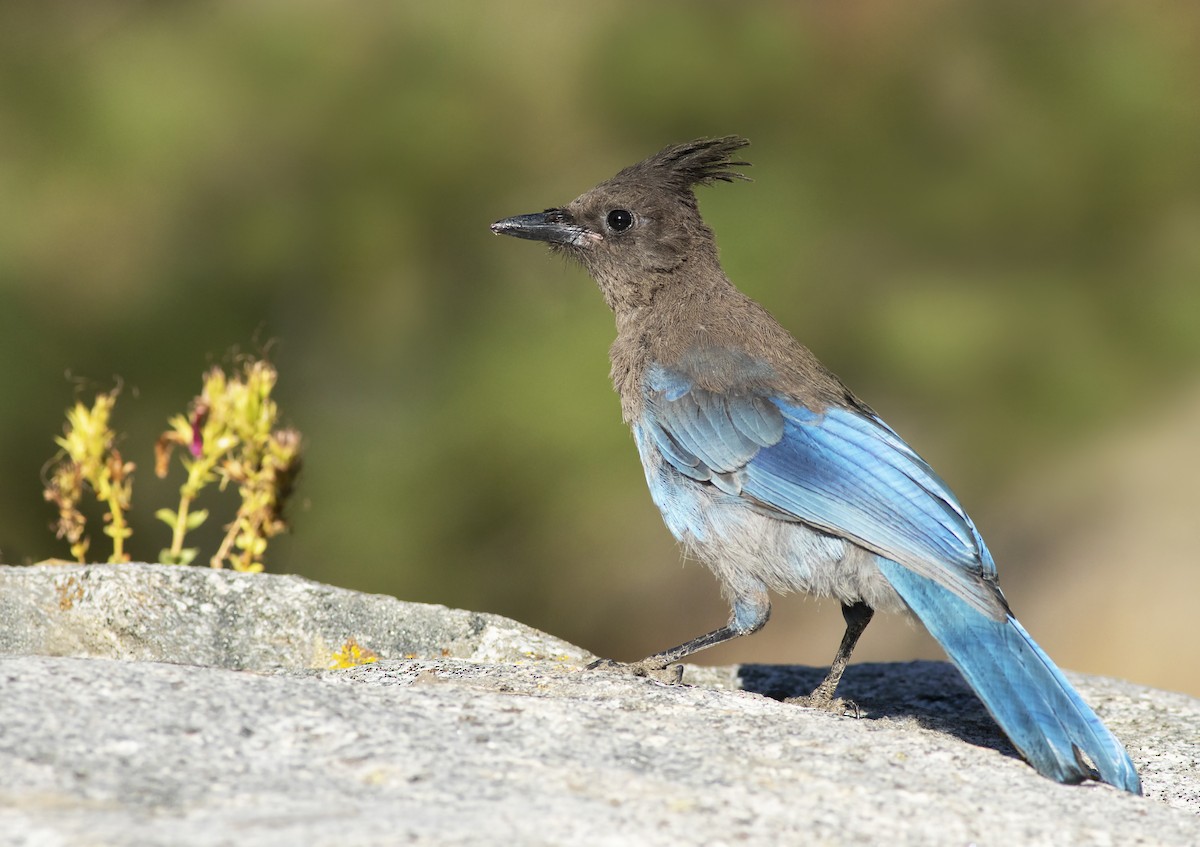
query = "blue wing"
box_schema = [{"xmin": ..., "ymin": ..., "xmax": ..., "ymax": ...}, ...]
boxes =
[{"xmin": 642, "ymin": 361, "xmax": 1005, "ymax": 618}]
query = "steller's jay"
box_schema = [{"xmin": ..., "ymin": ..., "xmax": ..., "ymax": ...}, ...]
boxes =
[{"xmin": 490, "ymin": 136, "xmax": 1141, "ymax": 793}]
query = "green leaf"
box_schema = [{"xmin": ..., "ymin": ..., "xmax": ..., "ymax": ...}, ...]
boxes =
[
  {"xmin": 185, "ymin": 508, "xmax": 209, "ymax": 530},
  {"xmin": 159, "ymin": 547, "xmax": 199, "ymax": 566},
  {"xmin": 155, "ymin": 508, "xmax": 178, "ymax": 526}
]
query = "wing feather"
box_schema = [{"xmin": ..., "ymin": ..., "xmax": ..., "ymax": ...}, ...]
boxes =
[{"xmin": 642, "ymin": 362, "xmax": 1003, "ymax": 617}]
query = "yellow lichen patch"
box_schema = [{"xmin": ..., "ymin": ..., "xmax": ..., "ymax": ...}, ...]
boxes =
[{"xmin": 329, "ymin": 637, "xmax": 380, "ymax": 669}]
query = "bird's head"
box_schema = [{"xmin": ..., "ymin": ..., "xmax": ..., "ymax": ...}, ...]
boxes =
[{"xmin": 491, "ymin": 136, "xmax": 751, "ymax": 312}]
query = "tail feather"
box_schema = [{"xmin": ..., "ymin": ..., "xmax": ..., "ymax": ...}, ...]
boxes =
[{"xmin": 878, "ymin": 559, "xmax": 1142, "ymax": 794}]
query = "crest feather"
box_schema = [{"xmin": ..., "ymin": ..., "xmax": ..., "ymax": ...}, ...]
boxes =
[{"xmin": 614, "ymin": 136, "xmax": 752, "ymax": 192}]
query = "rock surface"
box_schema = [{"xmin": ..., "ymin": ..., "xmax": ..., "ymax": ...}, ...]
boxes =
[
  {"xmin": 0, "ymin": 561, "xmax": 587, "ymax": 670},
  {"xmin": 0, "ymin": 564, "xmax": 1197, "ymax": 846}
]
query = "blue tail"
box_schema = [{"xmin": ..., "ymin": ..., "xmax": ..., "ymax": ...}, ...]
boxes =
[{"xmin": 878, "ymin": 560, "xmax": 1142, "ymax": 794}]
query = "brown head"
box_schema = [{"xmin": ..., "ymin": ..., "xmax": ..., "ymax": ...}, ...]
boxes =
[{"xmin": 491, "ymin": 137, "xmax": 751, "ymax": 313}]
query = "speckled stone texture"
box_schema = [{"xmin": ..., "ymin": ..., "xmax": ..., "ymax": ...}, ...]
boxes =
[{"xmin": 0, "ymin": 564, "xmax": 1196, "ymax": 846}]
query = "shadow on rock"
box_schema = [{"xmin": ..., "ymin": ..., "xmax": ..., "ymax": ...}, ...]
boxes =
[{"xmin": 736, "ymin": 660, "xmax": 1020, "ymax": 761}]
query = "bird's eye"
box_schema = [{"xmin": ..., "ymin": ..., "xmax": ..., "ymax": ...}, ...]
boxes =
[{"xmin": 606, "ymin": 209, "xmax": 634, "ymax": 232}]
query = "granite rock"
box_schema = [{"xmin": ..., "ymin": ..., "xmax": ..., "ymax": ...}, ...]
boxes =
[{"xmin": 0, "ymin": 564, "xmax": 1196, "ymax": 846}]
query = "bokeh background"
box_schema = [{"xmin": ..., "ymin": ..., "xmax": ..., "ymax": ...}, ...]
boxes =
[{"xmin": 2, "ymin": 2, "xmax": 1198, "ymax": 695}]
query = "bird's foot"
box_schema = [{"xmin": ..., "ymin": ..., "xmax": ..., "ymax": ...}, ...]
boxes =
[
  {"xmin": 584, "ymin": 657, "xmax": 685, "ymax": 685},
  {"xmin": 785, "ymin": 691, "xmax": 861, "ymax": 718}
]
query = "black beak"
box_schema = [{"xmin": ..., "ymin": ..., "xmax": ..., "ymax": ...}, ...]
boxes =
[{"xmin": 490, "ymin": 208, "xmax": 595, "ymax": 247}]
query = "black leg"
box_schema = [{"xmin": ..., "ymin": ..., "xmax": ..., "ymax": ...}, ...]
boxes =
[
  {"xmin": 643, "ymin": 622, "xmax": 751, "ymax": 665},
  {"xmin": 586, "ymin": 597, "xmax": 771, "ymax": 683},
  {"xmin": 790, "ymin": 601, "xmax": 874, "ymax": 712}
]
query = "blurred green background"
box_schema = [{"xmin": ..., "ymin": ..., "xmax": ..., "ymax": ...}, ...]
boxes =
[{"xmin": 2, "ymin": 2, "xmax": 1198, "ymax": 695}]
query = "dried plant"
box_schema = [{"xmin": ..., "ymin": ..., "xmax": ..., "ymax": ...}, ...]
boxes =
[
  {"xmin": 43, "ymin": 389, "xmax": 134, "ymax": 563},
  {"xmin": 43, "ymin": 357, "xmax": 301, "ymax": 571},
  {"xmin": 156, "ymin": 359, "xmax": 302, "ymax": 571}
]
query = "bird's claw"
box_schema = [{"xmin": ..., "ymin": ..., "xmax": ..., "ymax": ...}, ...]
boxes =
[
  {"xmin": 785, "ymin": 692, "xmax": 861, "ymax": 718},
  {"xmin": 584, "ymin": 657, "xmax": 685, "ymax": 685}
]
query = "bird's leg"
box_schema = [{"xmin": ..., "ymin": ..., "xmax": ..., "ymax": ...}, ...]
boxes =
[
  {"xmin": 789, "ymin": 601, "xmax": 874, "ymax": 715},
  {"xmin": 586, "ymin": 592, "xmax": 770, "ymax": 684}
]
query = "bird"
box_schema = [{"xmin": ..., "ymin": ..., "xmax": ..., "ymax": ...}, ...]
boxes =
[{"xmin": 490, "ymin": 136, "xmax": 1141, "ymax": 793}]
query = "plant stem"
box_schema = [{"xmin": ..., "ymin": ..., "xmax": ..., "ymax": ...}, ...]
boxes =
[
  {"xmin": 170, "ymin": 494, "xmax": 192, "ymax": 558},
  {"xmin": 211, "ymin": 518, "xmax": 238, "ymax": 569},
  {"xmin": 106, "ymin": 493, "xmax": 128, "ymax": 562}
]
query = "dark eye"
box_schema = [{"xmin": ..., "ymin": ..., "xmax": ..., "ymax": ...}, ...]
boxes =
[{"xmin": 606, "ymin": 209, "xmax": 634, "ymax": 232}]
